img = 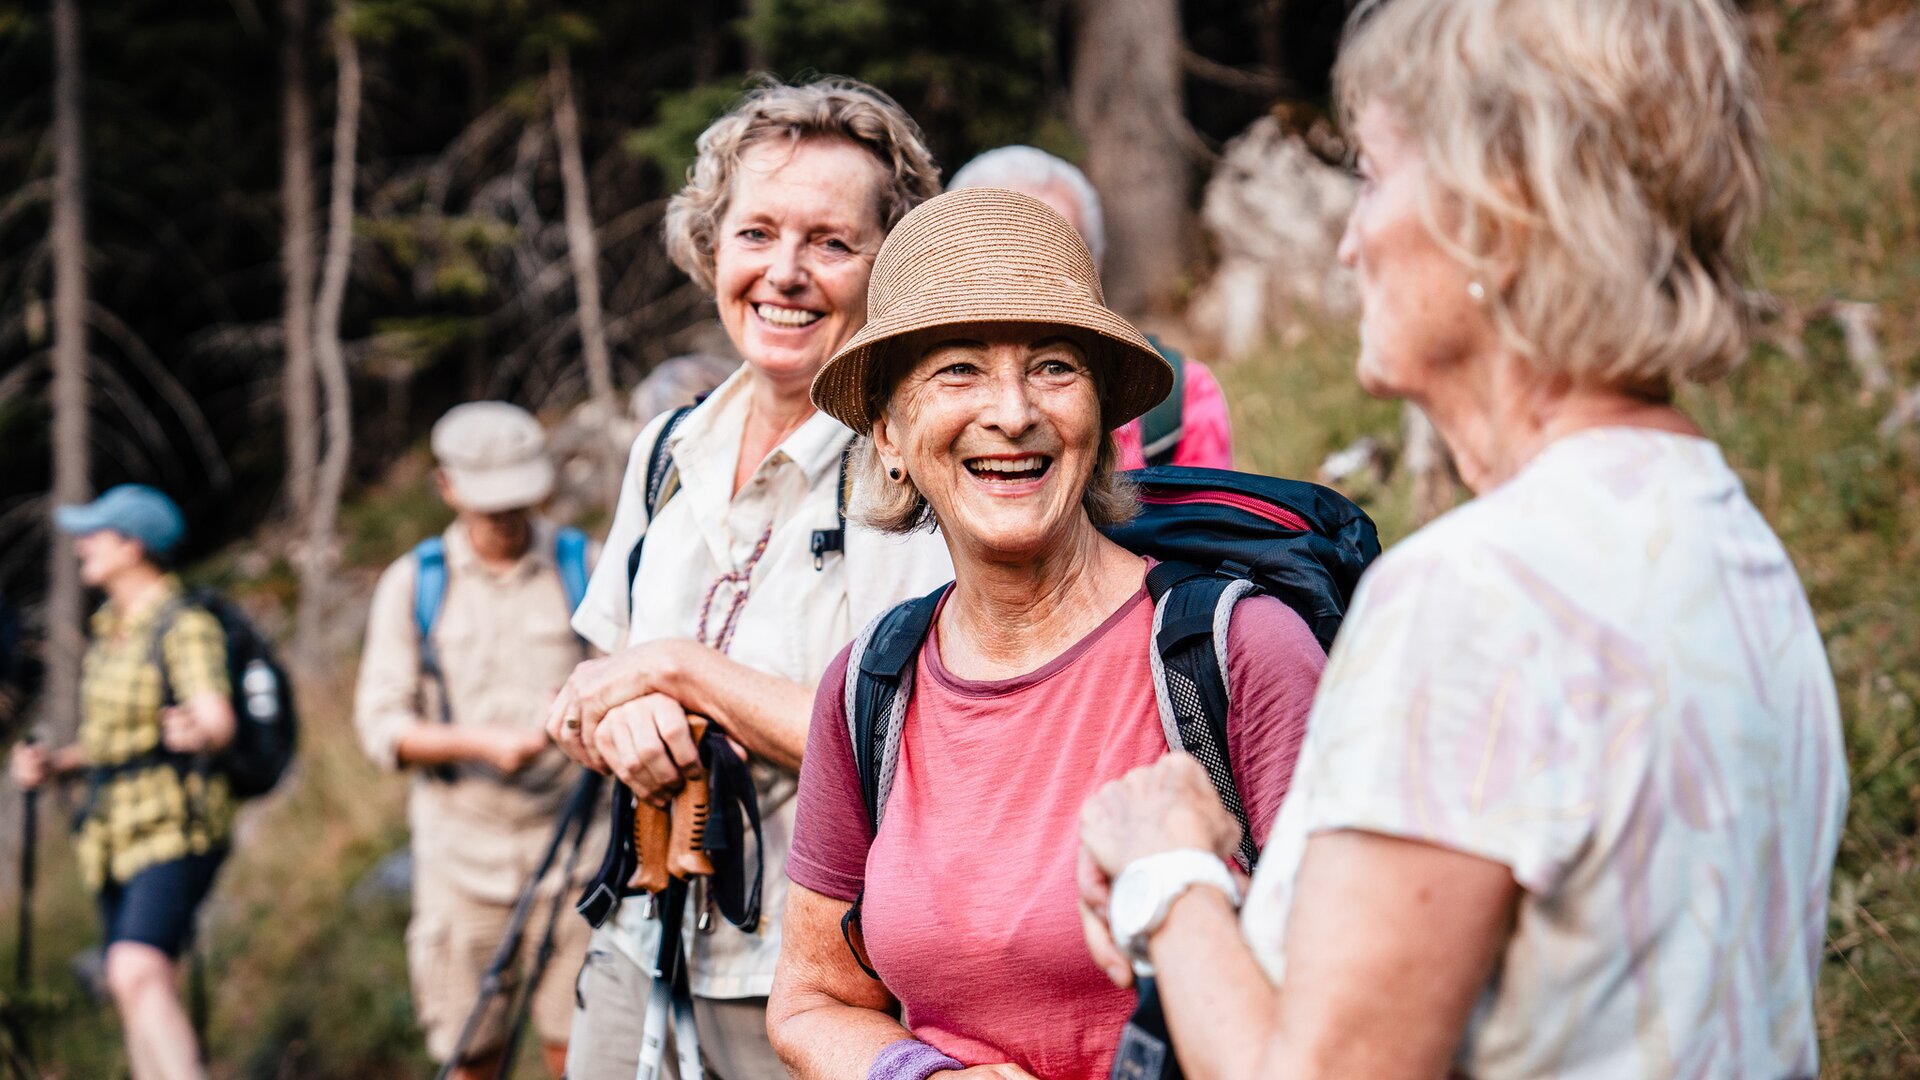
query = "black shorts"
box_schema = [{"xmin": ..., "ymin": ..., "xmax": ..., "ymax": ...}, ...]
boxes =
[{"xmin": 96, "ymin": 850, "xmax": 226, "ymax": 958}]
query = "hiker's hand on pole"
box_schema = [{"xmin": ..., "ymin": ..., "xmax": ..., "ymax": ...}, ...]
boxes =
[
  {"xmin": 546, "ymin": 679, "xmax": 604, "ymax": 772},
  {"xmin": 1079, "ymin": 753, "xmax": 1242, "ymax": 879},
  {"xmin": 593, "ymin": 693, "xmax": 702, "ymax": 807},
  {"xmin": 9, "ymin": 742, "xmax": 51, "ymax": 790}
]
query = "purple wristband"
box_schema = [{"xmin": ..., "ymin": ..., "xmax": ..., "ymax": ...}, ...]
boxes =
[{"xmin": 868, "ymin": 1037, "xmax": 965, "ymax": 1080}]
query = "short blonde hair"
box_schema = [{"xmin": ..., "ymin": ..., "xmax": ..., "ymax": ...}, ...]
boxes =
[
  {"xmin": 663, "ymin": 77, "xmax": 942, "ymax": 293},
  {"xmin": 1336, "ymin": 0, "xmax": 1766, "ymax": 394}
]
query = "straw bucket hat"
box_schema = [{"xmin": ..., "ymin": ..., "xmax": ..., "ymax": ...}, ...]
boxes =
[{"xmin": 810, "ymin": 187, "xmax": 1173, "ymax": 436}]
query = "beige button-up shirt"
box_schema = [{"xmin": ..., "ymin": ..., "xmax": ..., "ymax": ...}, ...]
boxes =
[
  {"xmin": 573, "ymin": 368, "xmax": 953, "ymax": 999},
  {"xmin": 356, "ymin": 519, "xmax": 606, "ymax": 905}
]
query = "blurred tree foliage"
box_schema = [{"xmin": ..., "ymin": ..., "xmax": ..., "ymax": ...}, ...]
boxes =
[{"xmin": 0, "ymin": 0, "xmax": 1335, "ymax": 602}]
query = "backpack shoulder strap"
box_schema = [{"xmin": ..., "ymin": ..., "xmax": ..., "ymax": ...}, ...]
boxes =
[
  {"xmin": 1145, "ymin": 562, "xmax": 1260, "ymax": 872},
  {"xmin": 626, "ymin": 404, "xmax": 698, "ymax": 617},
  {"xmin": 410, "ymin": 538, "xmax": 454, "ymax": 730},
  {"xmin": 554, "ymin": 525, "xmax": 591, "ymax": 614},
  {"xmin": 147, "ymin": 596, "xmax": 192, "ymax": 709},
  {"xmin": 1139, "ymin": 340, "xmax": 1188, "ymax": 468},
  {"xmin": 810, "ymin": 439, "xmax": 853, "ymax": 571},
  {"xmin": 843, "ymin": 585, "xmax": 946, "ymax": 834}
]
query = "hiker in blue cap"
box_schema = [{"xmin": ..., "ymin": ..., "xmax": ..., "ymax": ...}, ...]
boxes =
[{"xmin": 10, "ymin": 484, "xmax": 233, "ymax": 1079}]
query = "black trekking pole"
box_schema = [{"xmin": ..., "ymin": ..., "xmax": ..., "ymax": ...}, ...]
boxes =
[
  {"xmin": 434, "ymin": 769, "xmax": 601, "ymax": 1080},
  {"xmin": 489, "ymin": 776, "xmax": 599, "ymax": 1080},
  {"xmin": 14, "ymin": 778, "xmax": 33, "ymax": 992}
]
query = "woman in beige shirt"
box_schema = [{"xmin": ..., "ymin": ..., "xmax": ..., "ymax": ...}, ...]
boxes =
[{"xmin": 545, "ymin": 78, "xmax": 953, "ymax": 1080}]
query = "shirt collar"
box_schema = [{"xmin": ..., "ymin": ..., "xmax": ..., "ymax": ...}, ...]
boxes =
[
  {"xmin": 90, "ymin": 574, "xmax": 185, "ymax": 638},
  {"xmin": 666, "ymin": 366, "xmax": 854, "ymax": 490}
]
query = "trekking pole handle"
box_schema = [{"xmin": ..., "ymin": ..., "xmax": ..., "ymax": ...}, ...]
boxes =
[{"xmin": 667, "ymin": 716, "xmax": 714, "ymax": 879}]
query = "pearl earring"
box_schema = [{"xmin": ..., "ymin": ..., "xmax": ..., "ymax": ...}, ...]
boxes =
[{"xmin": 1467, "ymin": 280, "xmax": 1486, "ymax": 302}]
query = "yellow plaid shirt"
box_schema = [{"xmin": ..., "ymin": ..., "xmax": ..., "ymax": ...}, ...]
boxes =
[{"xmin": 75, "ymin": 576, "xmax": 233, "ymax": 891}]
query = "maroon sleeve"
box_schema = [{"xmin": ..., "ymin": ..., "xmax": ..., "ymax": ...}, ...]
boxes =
[
  {"xmin": 787, "ymin": 645, "xmax": 874, "ymax": 903},
  {"xmin": 1223, "ymin": 595, "xmax": 1326, "ymax": 847}
]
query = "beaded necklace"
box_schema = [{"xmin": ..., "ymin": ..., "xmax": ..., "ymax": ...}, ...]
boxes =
[{"xmin": 695, "ymin": 521, "xmax": 774, "ymax": 654}]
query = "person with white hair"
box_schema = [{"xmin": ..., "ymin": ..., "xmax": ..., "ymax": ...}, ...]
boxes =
[{"xmin": 948, "ymin": 146, "xmax": 1235, "ymax": 471}]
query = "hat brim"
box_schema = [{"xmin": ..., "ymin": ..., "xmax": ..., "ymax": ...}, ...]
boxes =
[
  {"xmin": 53, "ymin": 504, "xmax": 113, "ymax": 537},
  {"xmin": 812, "ymin": 296, "xmax": 1174, "ymax": 437},
  {"xmin": 443, "ymin": 458, "xmax": 556, "ymax": 513}
]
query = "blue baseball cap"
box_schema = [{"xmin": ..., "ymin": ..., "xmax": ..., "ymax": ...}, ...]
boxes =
[{"xmin": 53, "ymin": 484, "xmax": 186, "ymax": 557}]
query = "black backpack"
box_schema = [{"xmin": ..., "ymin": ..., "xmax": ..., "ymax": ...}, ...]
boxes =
[
  {"xmin": 153, "ymin": 591, "xmax": 299, "ymax": 799},
  {"xmin": 843, "ymin": 465, "xmax": 1379, "ymax": 875}
]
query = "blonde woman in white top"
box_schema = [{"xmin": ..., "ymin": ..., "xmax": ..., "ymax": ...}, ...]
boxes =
[
  {"xmin": 545, "ymin": 78, "xmax": 952, "ymax": 1080},
  {"xmin": 1076, "ymin": 2, "xmax": 1849, "ymax": 1078}
]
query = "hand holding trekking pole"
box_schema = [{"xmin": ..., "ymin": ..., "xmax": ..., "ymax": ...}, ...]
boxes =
[{"xmin": 628, "ymin": 715, "xmax": 712, "ymax": 894}]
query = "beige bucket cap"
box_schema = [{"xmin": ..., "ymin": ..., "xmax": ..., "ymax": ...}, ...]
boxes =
[
  {"xmin": 431, "ymin": 401, "xmax": 556, "ymax": 512},
  {"xmin": 810, "ymin": 187, "xmax": 1173, "ymax": 436}
]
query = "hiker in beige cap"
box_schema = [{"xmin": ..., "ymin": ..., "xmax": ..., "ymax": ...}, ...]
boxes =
[
  {"xmin": 769, "ymin": 188, "xmax": 1324, "ymax": 1078},
  {"xmin": 354, "ymin": 400, "xmax": 604, "ymax": 1080}
]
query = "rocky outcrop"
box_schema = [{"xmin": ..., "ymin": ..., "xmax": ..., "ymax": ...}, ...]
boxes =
[{"xmin": 1188, "ymin": 115, "xmax": 1358, "ymax": 358}]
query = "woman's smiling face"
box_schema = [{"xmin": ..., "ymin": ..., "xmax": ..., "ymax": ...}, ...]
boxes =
[
  {"xmin": 712, "ymin": 137, "xmax": 889, "ymax": 393},
  {"xmin": 873, "ymin": 323, "xmax": 1104, "ymax": 562}
]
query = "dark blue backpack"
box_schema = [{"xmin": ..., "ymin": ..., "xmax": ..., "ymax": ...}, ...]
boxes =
[{"xmin": 843, "ymin": 466, "xmax": 1379, "ymax": 873}]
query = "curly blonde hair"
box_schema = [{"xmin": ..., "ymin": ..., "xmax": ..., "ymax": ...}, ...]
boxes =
[
  {"xmin": 1336, "ymin": 0, "xmax": 1767, "ymax": 394},
  {"xmin": 663, "ymin": 77, "xmax": 942, "ymax": 293}
]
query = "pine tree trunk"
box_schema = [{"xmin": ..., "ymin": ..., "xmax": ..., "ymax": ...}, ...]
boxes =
[
  {"xmin": 44, "ymin": 0, "xmax": 89, "ymax": 742},
  {"xmin": 550, "ymin": 46, "xmax": 617, "ymax": 418},
  {"xmin": 1071, "ymin": 0, "xmax": 1192, "ymax": 319},
  {"xmin": 296, "ymin": 2, "xmax": 359, "ymax": 669},
  {"xmin": 281, "ymin": 0, "xmax": 318, "ymax": 521}
]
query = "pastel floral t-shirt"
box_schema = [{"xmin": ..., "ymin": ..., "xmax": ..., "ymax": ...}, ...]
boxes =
[{"xmin": 1242, "ymin": 428, "xmax": 1849, "ymax": 1079}]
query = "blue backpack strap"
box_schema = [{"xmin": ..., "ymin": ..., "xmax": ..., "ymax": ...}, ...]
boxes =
[
  {"xmin": 554, "ymin": 526, "xmax": 591, "ymax": 615},
  {"xmin": 411, "ymin": 537, "xmax": 455, "ymax": 736},
  {"xmin": 1138, "ymin": 337, "xmax": 1188, "ymax": 468},
  {"xmin": 837, "ymin": 584, "xmax": 946, "ymax": 980},
  {"xmin": 846, "ymin": 585, "xmax": 946, "ymax": 833},
  {"xmin": 1145, "ymin": 562, "xmax": 1260, "ymax": 872}
]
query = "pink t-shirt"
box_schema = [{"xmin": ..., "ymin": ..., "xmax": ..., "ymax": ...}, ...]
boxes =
[
  {"xmin": 788, "ymin": 580, "xmax": 1324, "ymax": 1079},
  {"xmin": 1114, "ymin": 358, "xmax": 1233, "ymax": 470}
]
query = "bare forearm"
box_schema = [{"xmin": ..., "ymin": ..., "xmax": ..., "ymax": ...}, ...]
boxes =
[
  {"xmin": 393, "ymin": 725, "xmax": 501, "ymax": 768},
  {"xmin": 50, "ymin": 743, "xmax": 90, "ymax": 775},
  {"xmin": 772, "ymin": 999, "xmax": 913, "ymax": 1079},
  {"xmin": 665, "ymin": 649, "xmax": 811, "ymax": 771},
  {"xmin": 1149, "ymin": 888, "xmax": 1281, "ymax": 1080}
]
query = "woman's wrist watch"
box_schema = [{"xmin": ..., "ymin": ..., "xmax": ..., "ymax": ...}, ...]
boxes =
[{"xmin": 1106, "ymin": 849, "xmax": 1242, "ymax": 978}]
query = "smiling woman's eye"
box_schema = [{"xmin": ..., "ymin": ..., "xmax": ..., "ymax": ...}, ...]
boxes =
[
  {"xmin": 939, "ymin": 361, "xmax": 979, "ymax": 377},
  {"xmin": 737, "ymin": 226, "xmax": 770, "ymax": 242},
  {"xmin": 1036, "ymin": 358, "xmax": 1081, "ymax": 377},
  {"xmin": 820, "ymin": 237, "xmax": 852, "ymax": 254}
]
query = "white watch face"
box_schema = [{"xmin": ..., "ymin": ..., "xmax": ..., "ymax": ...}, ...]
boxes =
[{"xmin": 1110, "ymin": 873, "xmax": 1161, "ymax": 952}]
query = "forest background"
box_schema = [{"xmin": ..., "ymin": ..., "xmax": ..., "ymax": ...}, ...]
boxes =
[{"xmin": 1, "ymin": 0, "xmax": 1918, "ymax": 1076}]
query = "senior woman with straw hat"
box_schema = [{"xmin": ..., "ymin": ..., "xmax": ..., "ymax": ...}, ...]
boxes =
[{"xmin": 767, "ymin": 188, "xmax": 1325, "ymax": 1080}]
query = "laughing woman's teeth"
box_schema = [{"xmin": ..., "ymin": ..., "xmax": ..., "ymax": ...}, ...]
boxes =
[
  {"xmin": 756, "ymin": 303, "xmax": 822, "ymax": 328},
  {"xmin": 966, "ymin": 456, "xmax": 1051, "ymax": 480}
]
